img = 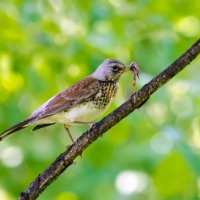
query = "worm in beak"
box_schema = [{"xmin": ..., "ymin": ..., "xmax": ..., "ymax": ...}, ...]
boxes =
[{"xmin": 130, "ymin": 62, "xmax": 140, "ymax": 86}]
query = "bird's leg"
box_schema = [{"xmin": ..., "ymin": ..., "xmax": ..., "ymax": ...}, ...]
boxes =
[
  {"xmin": 64, "ymin": 124, "xmax": 75, "ymax": 143},
  {"xmin": 72, "ymin": 121, "xmax": 94, "ymax": 129}
]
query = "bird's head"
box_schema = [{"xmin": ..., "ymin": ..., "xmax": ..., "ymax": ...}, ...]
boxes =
[{"xmin": 92, "ymin": 58, "xmax": 130, "ymax": 82}]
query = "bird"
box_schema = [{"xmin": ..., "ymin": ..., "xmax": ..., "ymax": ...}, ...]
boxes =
[{"xmin": 0, "ymin": 59, "xmax": 138, "ymax": 143}]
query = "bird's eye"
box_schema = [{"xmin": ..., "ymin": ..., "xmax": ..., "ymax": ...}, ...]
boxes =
[{"xmin": 112, "ymin": 65, "xmax": 119, "ymax": 72}]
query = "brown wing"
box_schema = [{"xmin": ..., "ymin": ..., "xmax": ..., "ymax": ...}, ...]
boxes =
[{"xmin": 31, "ymin": 76, "xmax": 100, "ymax": 120}]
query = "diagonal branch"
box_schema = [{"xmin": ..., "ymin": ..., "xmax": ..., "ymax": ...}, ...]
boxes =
[{"xmin": 19, "ymin": 39, "xmax": 200, "ymax": 200}]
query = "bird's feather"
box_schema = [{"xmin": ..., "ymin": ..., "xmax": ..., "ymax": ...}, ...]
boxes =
[
  {"xmin": 32, "ymin": 123, "xmax": 55, "ymax": 131},
  {"xmin": 31, "ymin": 76, "xmax": 101, "ymax": 120},
  {"xmin": 0, "ymin": 117, "xmax": 36, "ymax": 140}
]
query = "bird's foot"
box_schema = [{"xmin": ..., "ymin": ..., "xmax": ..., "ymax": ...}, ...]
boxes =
[{"xmin": 87, "ymin": 123, "xmax": 94, "ymax": 130}]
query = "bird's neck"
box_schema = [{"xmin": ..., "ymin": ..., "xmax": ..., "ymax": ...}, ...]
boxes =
[{"xmin": 91, "ymin": 73, "xmax": 118, "ymax": 83}]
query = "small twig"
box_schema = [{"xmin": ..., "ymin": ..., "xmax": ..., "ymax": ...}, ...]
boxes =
[{"xmin": 19, "ymin": 39, "xmax": 200, "ymax": 200}]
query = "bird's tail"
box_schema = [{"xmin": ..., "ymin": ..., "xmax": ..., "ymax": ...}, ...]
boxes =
[{"xmin": 0, "ymin": 117, "xmax": 36, "ymax": 141}]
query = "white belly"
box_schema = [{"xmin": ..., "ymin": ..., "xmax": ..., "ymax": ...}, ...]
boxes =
[{"xmin": 35, "ymin": 101, "xmax": 109, "ymax": 125}]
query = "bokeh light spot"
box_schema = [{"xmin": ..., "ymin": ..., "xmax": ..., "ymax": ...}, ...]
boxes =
[
  {"xmin": 108, "ymin": 0, "xmax": 122, "ymax": 7},
  {"xmin": 147, "ymin": 102, "xmax": 167, "ymax": 124},
  {"xmin": 0, "ymin": 188, "xmax": 11, "ymax": 200},
  {"xmin": 59, "ymin": 18, "xmax": 85, "ymax": 36},
  {"xmin": 168, "ymin": 81, "xmax": 190, "ymax": 100},
  {"xmin": 1, "ymin": 72, "xmax": 24, "ymax": 92},
  {"xmin": 191, "ymin": 117, "xmax": 200, "ymax": 149},
  {"xmin": 0, "ymin": 53, "xmax": 24, "ymax": 92},
  {"xmin": 115, "ymin": 170, "xmax": 148, "ymax": 195},
  {"xmin": 0, "ymin": 54, "xmax": 11, "ymax": 73},
  {"xmin": 0, "ymin": 146, "xmax": 23, "ymax": 168},
  {"xmin": 67, "ymin": 64, "xmax": 81, "ymax": 77},
  {"xmin": 175, "ymin": 16, "xmax": 200, "ymax": 37},
  {"xmin": 197, "ymin": 177, "xmax": 200, "ymax": 190},
  {"xmin": 55, "ymin": 191, "xmax": 79, "ymax": 200},
  {"xmin": 150, "ymin": 132, "xmax": 173, "ymax": 154}
]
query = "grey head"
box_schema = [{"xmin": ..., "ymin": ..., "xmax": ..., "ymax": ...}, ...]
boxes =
[{"xmin": 92, "ymin": 59, "xmax": 130, "ymax": 82}]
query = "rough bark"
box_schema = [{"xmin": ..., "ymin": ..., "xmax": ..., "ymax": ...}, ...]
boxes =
[{"xmin": 19, "ymin": 39, "xmax": 200, "ymax": 200}]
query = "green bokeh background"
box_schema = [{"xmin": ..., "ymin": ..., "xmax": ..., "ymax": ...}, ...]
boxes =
[{"xmin": 0, "ymin": 0, "xmax": 200, "ymax": 200}]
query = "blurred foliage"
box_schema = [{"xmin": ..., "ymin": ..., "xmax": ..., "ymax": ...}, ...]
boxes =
[{"xmin": 0, "ymin": 0, "xmax": 200, "ymax": 199}]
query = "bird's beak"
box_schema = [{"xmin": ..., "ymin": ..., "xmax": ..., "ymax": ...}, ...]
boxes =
[{"xmin": 123, "ymin": 65, "xmax": 130, "ymax": 72}]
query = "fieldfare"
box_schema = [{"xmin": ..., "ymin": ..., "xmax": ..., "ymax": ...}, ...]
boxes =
[{"xmin": 0, "ymin": 59, "xmax": 139, "ymax": 142}]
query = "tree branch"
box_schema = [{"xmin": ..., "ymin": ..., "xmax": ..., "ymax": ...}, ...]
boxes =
[{"xmin": 19, "ymin": 39, "xmax": 200, "ymax": 200}]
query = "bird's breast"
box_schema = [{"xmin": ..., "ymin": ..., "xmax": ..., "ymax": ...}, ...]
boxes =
[{"xmin": 93, "ymin": 81, "xmax": 118, "ymax": 109}]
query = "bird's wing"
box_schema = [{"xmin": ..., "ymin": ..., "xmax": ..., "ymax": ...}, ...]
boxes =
[{"xmin": 31, "ymin": 76, "xmax": 101, "ymax": 120}]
